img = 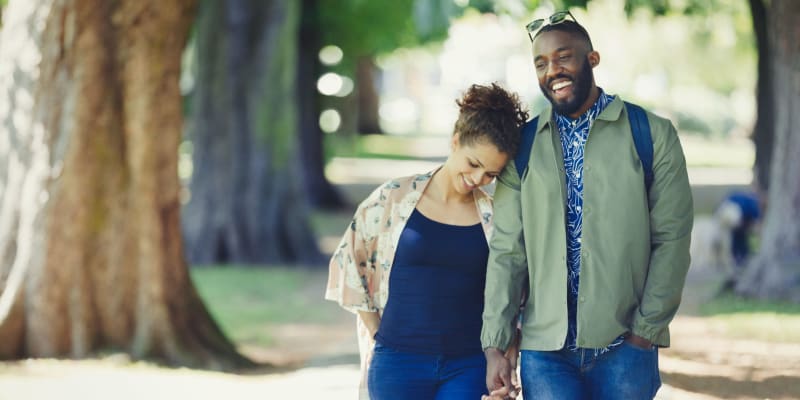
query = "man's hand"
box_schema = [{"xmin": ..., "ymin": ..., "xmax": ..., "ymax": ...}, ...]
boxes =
[
  {"xmin": 484, "ymin": 347, "xmax": 516, "ymax": 399},
  {"xmin": 625, "ymin": 333, "xmax": 653, "ymax": 350},
  {"xmin": 504, "ymin": 329, "xmax": 521, "ymax": 390}
]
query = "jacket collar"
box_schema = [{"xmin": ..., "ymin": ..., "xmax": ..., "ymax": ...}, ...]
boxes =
[{"xmin": 533, "ymin": 94, "xmax": 625, "ymax": 135}]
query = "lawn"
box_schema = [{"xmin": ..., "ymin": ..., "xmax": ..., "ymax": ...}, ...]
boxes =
[
  {"xmin": 324, "ymin": 132, "xmax": 755, "ymax": 168},
  {"xmin": 699, "ymin": 291, "xmax": 800, "ymax": 343},
  {"xmin": 190, "ymin": 266, "xmax": 341, "ymax": 347}
]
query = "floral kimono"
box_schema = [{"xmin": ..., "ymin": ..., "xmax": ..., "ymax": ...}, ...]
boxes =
[{"xmin": 325, "ymin": 168, "xmax": 494, "ymax": 399}]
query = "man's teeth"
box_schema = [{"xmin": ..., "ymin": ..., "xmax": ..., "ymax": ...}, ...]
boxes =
[{"xmin": 552, "ymin": 81, "xmax": 572, "ymax": 90}]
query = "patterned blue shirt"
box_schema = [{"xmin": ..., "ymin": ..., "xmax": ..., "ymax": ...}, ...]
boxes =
[{"xmin": 555, "ymin": 89, "xmax": 623, "ymax": 354}]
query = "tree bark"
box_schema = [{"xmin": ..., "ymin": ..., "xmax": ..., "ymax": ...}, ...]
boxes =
[
  {"xmin": 356, "ymin": 56, "xmax": 382, "ymax": 134},
  {"xmin": 296, "ymin": 0, "xmax": 346, "ymax": 210},
  {"xmin": 0, "ymin": 0, "xmax": 252, "ymax": 368},
  {"xmin": 182, "ymin": 0, "xmax": 322, "ymax": 265},
  {"xmin": 736, "ymin": 0, "xmax": 800, "ymax": 302},
  {"xmin": 749, "ymin": 0, "xmax": 774, "ymax": 192}
]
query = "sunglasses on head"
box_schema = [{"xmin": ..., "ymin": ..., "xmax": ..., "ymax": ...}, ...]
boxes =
[{"xmin": 526, "ymin": 10, "xmax": 578, "ymax": 42}]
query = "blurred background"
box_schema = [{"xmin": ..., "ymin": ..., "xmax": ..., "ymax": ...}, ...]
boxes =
[{"xmin": 0, "ymin": 0, "xmax": 798, "ymax": 399}]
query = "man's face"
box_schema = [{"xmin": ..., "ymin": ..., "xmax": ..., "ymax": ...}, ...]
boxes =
[{"xmin": 532, "ymin": 30, "xmax": 597, "ymax": 116}]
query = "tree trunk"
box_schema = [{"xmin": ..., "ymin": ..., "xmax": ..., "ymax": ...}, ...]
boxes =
[
  {"xmin": 356, "ymin": 56, "xmax": 382, "ymax": 134},
  {"xmin": 736, "ymin": 0, "xmax": 800, "ymax": 302},
  {"xmin": 297, "ymin": 0, "xmax": 346, "ymax": 210},
  {"xmin": 182, "ymin": 0, "xmax": 322, "ymax": 265},
  {"xmin": 749, "ymin": 0, "xmax": 774, "ymax": 192},
  {"xmin": 0, "ymin": 0, "xmax": 251, "ymax": 368}
]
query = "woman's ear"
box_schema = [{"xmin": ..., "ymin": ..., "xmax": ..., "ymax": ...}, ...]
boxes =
[{"xmin": 451, "ymin": 133, "xmax": 460, "ymax": 150}]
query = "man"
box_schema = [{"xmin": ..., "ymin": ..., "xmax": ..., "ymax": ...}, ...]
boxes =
[
  {"xmin": 720, "ymin": 190, "xmax": 761, "ymax": 266},
  {"xmin": 481, "ymin": 11, "xmax": 693, "ymax": 400}
]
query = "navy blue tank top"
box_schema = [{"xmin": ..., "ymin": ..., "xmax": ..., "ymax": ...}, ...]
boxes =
[{"xmin": 375, "ymin": 208, "xmax": 489, "ymax": 355}]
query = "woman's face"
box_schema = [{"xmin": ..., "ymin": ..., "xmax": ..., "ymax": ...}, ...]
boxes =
[{"xmin": 447, "ymin": 135, "xmax": 509, "ymax": 194}]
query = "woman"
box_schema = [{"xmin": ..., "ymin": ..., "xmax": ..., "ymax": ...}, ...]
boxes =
[{"xmin": 325, "ymin": 83, "xmax": 527, "ymax": 400}]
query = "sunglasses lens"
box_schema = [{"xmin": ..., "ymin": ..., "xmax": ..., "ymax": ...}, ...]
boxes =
[
  {"xmin": 526, "ymin": 19, "xmax": 544, "ymax": 32},
  {"xmin": 550, "ymin": 12, "xmax": 568, "ymax": 24}
]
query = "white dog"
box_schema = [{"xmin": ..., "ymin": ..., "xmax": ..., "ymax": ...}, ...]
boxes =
[{"xmin": 689, "ymin": 200, "xmax": 743, "ymax": 278}]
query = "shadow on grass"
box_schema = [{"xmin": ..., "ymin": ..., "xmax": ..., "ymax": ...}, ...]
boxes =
[{"xmin": 662, "ymin": 371, "xmax": 800, "ymax": 399}]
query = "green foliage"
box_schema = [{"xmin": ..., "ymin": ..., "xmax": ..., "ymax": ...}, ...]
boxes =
[{"xmin": 317, "ymin": 0, "xmax": 466, "ymax": 71}]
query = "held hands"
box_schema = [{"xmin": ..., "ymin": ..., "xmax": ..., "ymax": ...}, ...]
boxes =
[{"xmin": 482, "ymin": 343, "xmax": 520, "ymax": 400}]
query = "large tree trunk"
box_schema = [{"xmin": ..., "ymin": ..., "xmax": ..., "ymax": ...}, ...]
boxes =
[
  {"xmin": 736, "ymin": 0, "xmax": 800, "ymax": 302},
  {"xmin": 182, "ymin": 0, "xmax": 322, "ymax": 265},
  {"xmin": 749, "ymin": 0, "xmax": 774, "ymax": 192},
  {"xmin": 356, "ymin": 56, "xmax": 382, "ymax": 134},
  {"xmin": 297, "ymin": 0, "xmax": 346, "ymax": 210},
  {"xmin": 0, "ymin": 0, "xmax": 251, "ymax": 368}
]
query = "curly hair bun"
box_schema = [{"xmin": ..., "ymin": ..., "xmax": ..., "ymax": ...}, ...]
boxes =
[{"xmin": 454, "ymin": 83, "xmax": 529, "ymax": 156}]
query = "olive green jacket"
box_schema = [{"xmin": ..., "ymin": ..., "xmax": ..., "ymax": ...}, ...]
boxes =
[{"xmin": 481, "ymin": 96, "xmax": 693, "ymax": 351}]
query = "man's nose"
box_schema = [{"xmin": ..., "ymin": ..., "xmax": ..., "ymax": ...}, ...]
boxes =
[{"xmin": 544, "ymin": 61, "xmax": 562, "ymax": 79}]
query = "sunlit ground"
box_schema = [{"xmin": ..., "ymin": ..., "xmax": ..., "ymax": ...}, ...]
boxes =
[{"xmin": 0, "ymin": 358, "xmax": 360, "ymax": 400}]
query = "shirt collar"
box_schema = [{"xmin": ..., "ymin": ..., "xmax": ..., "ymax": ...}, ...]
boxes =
[{"xmin": 554, "ymin": 88, "xmax": 614, "ymax": 126}]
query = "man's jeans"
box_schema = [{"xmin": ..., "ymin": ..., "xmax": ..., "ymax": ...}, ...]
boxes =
[
  {"xmin": 367, "ymin": 343, "xmax": 487, "ymax": 400},
  {"xmin": 520, "ymin": 341, "xmax": 661, "ymax": 400}
]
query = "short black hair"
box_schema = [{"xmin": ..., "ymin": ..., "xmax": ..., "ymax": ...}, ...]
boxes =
[{"xmin": 533, "ymin": 20, "xmax": 594, "ymax": 51}]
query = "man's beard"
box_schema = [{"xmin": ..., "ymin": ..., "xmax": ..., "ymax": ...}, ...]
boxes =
[{"xmin": 540, "ymin": 56, "xmax": 594, "ymax": 116}]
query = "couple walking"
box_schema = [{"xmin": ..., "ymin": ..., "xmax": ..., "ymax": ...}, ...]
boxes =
[{"xmin": 326, "ymin": 12, "xmax": 693, "ymax": 400}]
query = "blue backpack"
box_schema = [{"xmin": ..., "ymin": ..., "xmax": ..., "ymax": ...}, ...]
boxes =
[{"xmin": 514, "ymin": 101, "xmax": 654, "ymax": 192}]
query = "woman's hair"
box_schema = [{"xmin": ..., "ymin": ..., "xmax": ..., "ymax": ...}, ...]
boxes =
[{"xmin": 454, "ymin": 83, "xmax": 528, "ymax": 156}]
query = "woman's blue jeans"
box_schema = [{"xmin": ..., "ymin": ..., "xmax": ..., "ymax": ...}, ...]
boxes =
[
  {"xmin": 367, "ymin": 343, "xmax": 487, "ymax": 400},
  {"xmin": 520, "ymin": 341, "xmax": 661, "ymax": 400}
]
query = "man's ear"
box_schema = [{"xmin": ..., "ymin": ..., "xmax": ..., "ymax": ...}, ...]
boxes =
[{"xmin": 588, "ymin": 50, "xmax": 600, "ymax": 68}]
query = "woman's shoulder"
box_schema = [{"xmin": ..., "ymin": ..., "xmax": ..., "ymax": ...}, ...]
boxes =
[{"xmin": 357, "ymin": 170, "xmax": 436, "ymax": 209}]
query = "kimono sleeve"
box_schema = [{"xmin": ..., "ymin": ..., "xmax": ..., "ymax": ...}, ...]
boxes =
[{"xmin": 324, "ymin": 191, "xmax": 384, "ymax": 313}]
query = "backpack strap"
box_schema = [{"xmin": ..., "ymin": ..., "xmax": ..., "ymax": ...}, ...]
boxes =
[
  {"xmin": 514, "ymin": 116, "xmax": 539, "ymax": 178},
  {"xmin": 624, "ymin": 101, "xmax": 654, "ymax": 192}
]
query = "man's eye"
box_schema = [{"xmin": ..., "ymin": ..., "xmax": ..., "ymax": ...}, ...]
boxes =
[
  {"xmin": 469, "ymin": 162, "xmax": 479, "ymax": 168},
  {"xmin": 559, "ymin": 55, "xmax": 571, "ymax": 61}
]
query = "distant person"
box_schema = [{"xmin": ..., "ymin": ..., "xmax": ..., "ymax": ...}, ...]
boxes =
[
  {"xmin": 719, "ymin": 190, "xmax": 762, "ymax": 266},
  {"xmin": 481, "ymin": 11, "xmax": 693, "ymax": 400},
  {"xmin": 325, "ymin": 83, "xmax": 527, "ymax": 400}
]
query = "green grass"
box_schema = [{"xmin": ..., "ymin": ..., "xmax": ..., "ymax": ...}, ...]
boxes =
[
  {"xmin": 190, "ymin": 266, "xmax": 341, "ymax": 347},
  {"xmin": 699, "ymin": 292, "xmax": 800, "ymax": 343},
  {"xmin": 679, "ymin": 135, "xmax": 754, "ymax": 168},
  {"xmin": 325, "ymin": 132, "xmax": 754, "ymax": 168},
  {"xmin": 325, "ymin": 133, "xmax": 448, "ymax": 161}
]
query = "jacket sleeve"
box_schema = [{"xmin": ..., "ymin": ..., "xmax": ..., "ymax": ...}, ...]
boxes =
[
  {"xmin": 324, "ymin": 187, "xmax": 384, "ymax": 314},
  {"xmin": 632, "ymin": 119, "xmax": 694, "ymax": 345},
  {"xmin": 481, "ymin": 162, "xmax": 529, "ymax": 351}
]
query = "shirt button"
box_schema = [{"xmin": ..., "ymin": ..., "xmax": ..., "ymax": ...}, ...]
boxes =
[{"xmin": 580, "ymin": 296, "xmax": 586, "ymax": 302}]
